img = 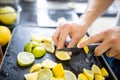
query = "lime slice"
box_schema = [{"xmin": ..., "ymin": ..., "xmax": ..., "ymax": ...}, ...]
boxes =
[
  {"xmin": 40, "ymin": 43, "xmax": 55, "ymax": 53},
  {"xmin": 30, "ymin": 63, "xmax": 42, "ymax": 73},
  {"xmin": 55, "ymin": 51, "xmax": 71, "ymax": 61},
  {"xmin": 78, "ymin": 73, "xmax": 88, "ymax": 80},
  {"xmin": 37, "ymin": 69, "xmax": 53, "ymax": 80},
  {"xmin": 17, "ymin": 52, "xmax": 35, "ymax": 67},
  {"xmin": 91, "ymin": 64, "xmax": 102, "ymax": 75},
  {"xmin": 24, "ymin": 72, "xmax": 38, "ymax": 80},
  {"xmin": 83, "ymin": 68, "xmax": 94, "ymax": 80},
  {"xmin": 64, "ymin": 70, "xmax": 77, "ymax": 80},
  {"xmin": 32, "ymin": 46, "xmax": 46, "ymax": 58},
  {"xmin": 41, "ymin": 59, "xmax": 57, "ymax": 68}
]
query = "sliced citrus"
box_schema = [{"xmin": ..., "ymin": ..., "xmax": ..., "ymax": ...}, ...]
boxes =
[
  {"xmin": 78, "ymin": 73, "xmax": 88, "ymax": 80},
  {"xmin": 64, "ymin": 70, "xmax": 77, "ymax": 80},
  {"xmin": 52, "ymin": 63, "xmax": 65, "ymax": 78},
  {"xmin": 17, "ymin": 52, "xmax": 35, "ymax": 67},
  {"xmin": 83, "ymin": 68, "xmax": 94, "ymax": 80},
  {"xmin": 37, "ymin": 69, "xmax": 53, "ymax": 80},
  {"xmin": 41, "ymin": 59, "xmax": 57, "ymax": 68},
  {"xmin": 94, "ymin": 74, "xmax": 105, "ymax": 80},
  {"xmin": 24, "ymin": 72, "xmax": 38, "ymax": 80},
  {"xmin": 40, "ymin": 43, "xmax": 55, "ymax": 53},
  {"xmin": 30, "ymin": 63, "xmax": 41, "ymax": 73},
  {"xmin": 91, "ymin": 64, "xmax": 102, "ymax": 75},
  {"xmin": 55, "ymin": 51, "xmax": 71, "ymax": 61},
  {"xmin": 100, "ymin": 67, "xmax": 109, "ymax": 77}
]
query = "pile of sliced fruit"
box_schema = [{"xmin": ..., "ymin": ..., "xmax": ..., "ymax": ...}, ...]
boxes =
[{"xmin": 24, "ymin": 59, "xmax": 109, "ymax": 80}]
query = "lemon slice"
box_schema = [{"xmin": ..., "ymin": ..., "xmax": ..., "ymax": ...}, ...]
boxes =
[
  {"xmin": 94, "ymin": 74, "xmax": 105, "ymax": 80},
  {"xmin": 30, "ymin": 63, "xmax": 41, "ymax": 73},
  {"xmin": 52, "ymin": 63, "xmax": 65, "ymax": 78},
  {"xmin": 78, "ymin": 73, "xmax": 88, "ymax": 80},
  {"xmin": 64, "ymin": 70, "xmax": 77, "ymax": 80},
  {"xmin": 17, "ymin": 52, "xmax": 35, "ymax": 67},
  {"xmin": 91, "ymin": 64, "xmax": 102, "ymax": 75},
  {"xmin": 37, "ymin": 69, "xmax": 53, "ymax": 80},
  {"xmin": 83, "ymin": 68, "xmax": 94, "ymax": 80},
  {"xmin": 101, "ymin": 67, "xmax": 109, "ymax": 77},
  {"xmin": 40, "ymin": 43, "xmax": 55, "ymax": 53},
  {"xmin": 52, "ymin": 77, "xmax": 65, "ymax": 80},
  {"xmin": 24, "ymin": 72, "xmax": 38, "ymax": 80},
  {"xmin": 41, "ymin": 59, "xmax": 57, "ymax": 68},
  {"xmin": 55, "ymin": 51, "xmax": 71, "ymax": 61}
]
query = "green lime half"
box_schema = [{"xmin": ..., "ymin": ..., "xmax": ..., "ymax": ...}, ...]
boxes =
[{"xmin": 17, "ymin": 52, "xmax": 35, "ymax": 67}]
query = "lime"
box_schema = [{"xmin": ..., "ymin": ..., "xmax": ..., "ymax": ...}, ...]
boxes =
[
  {"xmin": 101, "ymin": 67, "xmax": 109, "ymax": 77},
  {"xmin": 83, "ymin": 68, "xmax": 94, "ymax": 80},
  {"xmin": 78, "ymin": 73, "xmax": 88, "ymax": 80},
  {"xmin": 37, "ymin": 69, "xmax": 53, "ymax": 80},
  {"xmin": 24, "ymin": 72, "xmax": 38, "ymax": 80},
  {"xmin": 40, "ymin": 43, "xmax": 55, "ymax": 53},
  {"xmin": 55, "ymin": 51, "xmax": 71, "ymax": 61},
  {"xmin": 24, "ymin": 41, "xmax": 39, "ymax": 52},
  {"xmin": 0, "ymin": 26, "xmax": 11, "ymax": 46},
  {"xmin": 91, "ymin": 64, "xmax": 102, "ymax": 75},
  {"xmin": 30, "ymin": 63, "xmax": 41, "ymax": 73},
  {"xmin": 0, "ymin": 6, "xmax": 17, "ymax": 25},
  {"xmin": 32, "ymin": 46, "xmax": 46, "ymax": 58},
  {"xmin": 41, "ymin": 59, "xmax": 57, "ymax": 68},
  {"xmin": 64, "ymin": 70, "xmax": 77, "ymax": 80},
  {"xmin": 17, "ymin": 52, "xmax": 35, "ymax": 67}
]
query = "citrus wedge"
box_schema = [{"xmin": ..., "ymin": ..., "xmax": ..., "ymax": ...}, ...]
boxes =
[
  {"xmin": 78, "ymin": 73, "xmax": 88, "ymax": 80},
  {"xmin": 41, "ymin": 59, "xmax": 57, "ymax": 68},
  {"xmin": 17, "ymin": 52, "xmax": 35, "ymax": 67},
  {"xmin": 37, "ymin": 69, "xmax": 53, "ymax": 80},
  {"xmin": 40, "ymin": 43, "xmax": 55, "ymax": 53},
  {"xmin": 100, "ymin": 67, "xmax": 109, "ymax": 77},
  {"xmin": 94, "ymin": 74, "xmax": 105, "ymax": 80},
  {"xmin": 24, "ymin": 72, "xmax": 38, "ymax": 80},
  {"xmin": 55, "ymin": 51, "xmax": 71, "ymax": 61},
  {"xmin": 64, "ymin": 70, "xmax": 77, "ymax": 80},
  {"xmin": 83, "ymin": 68, "xmax": 94, "ymax": 80},
  {"xmin": 30, "ymin": 63, "xmax": 41, "ymax": 73},
  {"xmin": 91, "ymin": 64, "xmax": 102, "ymax": 75}
]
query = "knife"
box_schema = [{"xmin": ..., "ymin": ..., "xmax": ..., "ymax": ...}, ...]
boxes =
[{"xmin": 57, "ymin": 43, "xmax": 99, "ymax": 53}]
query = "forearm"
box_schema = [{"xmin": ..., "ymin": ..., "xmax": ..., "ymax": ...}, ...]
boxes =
[{"xmin": 79, "ymin": 0, "xmax": 114, "ymax": 29}]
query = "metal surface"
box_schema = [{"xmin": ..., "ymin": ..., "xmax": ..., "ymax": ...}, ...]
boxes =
[{"xmin": 0, "ymin": 26, "xmax": 118, "ymax": 80}]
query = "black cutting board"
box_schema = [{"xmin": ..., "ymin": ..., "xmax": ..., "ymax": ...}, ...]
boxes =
[{"xmin": 0, "ymin": 26, "xmax": 118, "ymax": 80}]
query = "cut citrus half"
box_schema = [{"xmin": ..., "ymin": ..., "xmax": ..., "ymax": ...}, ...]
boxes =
[
  {"xmin": 64, "ymin": 70, "xmax": 77, "ymax": 80},
  {"xmin": 17, "ymin": 52, "xmax": 35, "ymax": 67},
  {"xmin": 40, "ymin": 43, "xmax": 55, "ymax": 53},
  {"xmin": 24, "ymin": 72, "xmax": 38, "ymax": 80},
  {"xmin": 91, "ymin": 64, "xmax": 102, "ymax": 75},
  {"xmin": 78, "ymin": 73, "xmax": 88, "ymax": 80},
  {"xmin": 83, "ymin": 68, "xmax": 94, "ymax": 80},
  {"xmin": 41, "ymin": 59, "xmax": 57, "ymax": 68},
  {"xmin": 37, "ymin": 69, "xmax": 53, "ymax": 80},
  {"xmin": 55, "ymin": 51, "xmax": 71, "ymax": 61},
  {"xmin": 30, "ymin": 63, "xmax": 41, "ymax": 73}
]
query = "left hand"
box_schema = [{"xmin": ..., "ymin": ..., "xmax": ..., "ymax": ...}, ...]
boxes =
[{"xmin": 77, "ymin": 27, "xmax": 120, "ymax": 60}]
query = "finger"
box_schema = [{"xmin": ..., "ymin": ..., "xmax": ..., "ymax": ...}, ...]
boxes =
[
  {"xmin": 105, "ymin": 50, "xmax": 117, "ymax": 57},
  {"xmin": 57, "ymin": 30, "xmax": 68, "ymax": 49},
  {"xmin": 114, "ymin": 54, "xmax": 120, "ymax": 60},
  {"xmin": 77, "ymin": 33, "xmax": 104, "ymax": 48}
]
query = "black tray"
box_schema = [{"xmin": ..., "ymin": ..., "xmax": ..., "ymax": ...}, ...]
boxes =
[{"xmin": 0, "ymin": 26, "xmax": 118, "ymax": 80}]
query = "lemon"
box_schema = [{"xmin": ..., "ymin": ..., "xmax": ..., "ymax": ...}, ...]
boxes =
[
  {"xmin": 17, "ymin": 52, "xmax": 35, "ymax": 67},
  {"xmin": 0, "ymin": 6, "xmax": 17, "ymax": 25},
  {"xmin": 37, "ymin": 69, "xmax": 53, "ymax": 80},
  {"xmin": 31, "ymin": 34, "xmax": 52, "ymax": 44},
  {"xmin": 83, "ymin": 68, "xmax": 94, "ymax": 80},
  {"xmin": 94, "ymin": 74, "xmax": 105, "ymax": 80},
  {"xmin": 52, "ymin": 63, "xmax": 65, "ymax": 78},
  {"xmin": 83, "ymin": 46, "xmax": 89, "ymax": 54},
  {"xmin": 100, "ymin": 67, "xmax": 109, "ymax": 77},
  {"xmin": 64, "ymin": 70, "xmax": 77, "ymax": 80},
  {"xmin": 32, "ymin": 46, "xmax": 46, "ymax": 58},
  {"xmin": 91, "ymin": 64, "xmax": 102, "ymax": 75},
  {"xmin": 40, "ymin": 43, "xmax": 55, "ymax": 53},
  {"xmin": 55, "ymin": 51, "xmax": 71, "ymax": 61},
  {"xmin": 52, "ymin": 77, "xmax": 65, "ymax": 80},
  {"xmin": 78, "ymin": 73, "xmax": 88, "ymax": 80},
  {"xmin": 30, "ymin": 63, "xmax": 41, "ymax": 73},
  {"xmin": 24, "ymin": 72, "xmax": 38, "ymax": 80},
  {"xmin": 0, "ymin": 26, "xmax": 11, "ymax": 46},
  {"xmin": 41, "ymin": 59, "xmax": 57, "ymax": 68}
]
